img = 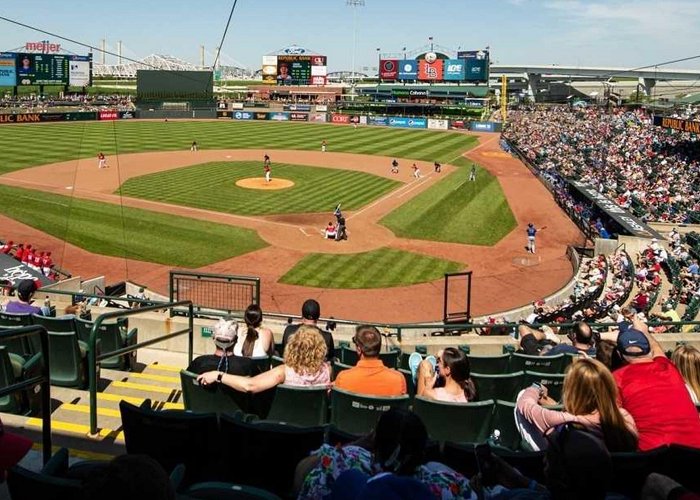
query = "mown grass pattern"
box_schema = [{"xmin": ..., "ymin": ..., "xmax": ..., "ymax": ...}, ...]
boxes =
[
  {"xmin": 380, "ymin": 157, "xmax": 517, "ymax": 245},
  {"xmin": 280, "ymin": 248, "xmax": 463, "ymax": 288},
  {"xmin": 0, "ymin": 184, "xmax": 266, "ymax": 267},
  {"xmin": 119, "ymin": 161, "xmax": 400, "ymax": 215},
  {"xmin": 0, "ymin": 120, "xmax": 477, "ymax": 175}
]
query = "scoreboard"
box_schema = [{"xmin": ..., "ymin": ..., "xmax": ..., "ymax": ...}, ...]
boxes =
[
  {"xmin": 0, "ymin": 52, "xmax": 92, "ymax": 87},
  {"xmin": 261, "ymin": 53, "xmax": 327, "ymax": 85}
]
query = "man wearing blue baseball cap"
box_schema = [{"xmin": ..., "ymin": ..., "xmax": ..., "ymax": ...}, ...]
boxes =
[{"xmin": 614, "ymin": 319, "xmax": 700, "ymax": 451}]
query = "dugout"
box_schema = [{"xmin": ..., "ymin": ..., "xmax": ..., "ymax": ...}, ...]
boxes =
[{"xmin": 135, "ymin": 70, "xmax": 216, "ymax": 119}]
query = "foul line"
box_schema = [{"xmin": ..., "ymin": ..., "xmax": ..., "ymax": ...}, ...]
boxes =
[{"xmin": 299, "ymin": 227, "xmax": 310, "ymax": 236}]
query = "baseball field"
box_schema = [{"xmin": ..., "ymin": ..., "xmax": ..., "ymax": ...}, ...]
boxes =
[{"xmin": 0, "ymin": 119, "xmax": 582, "ymax": 321}]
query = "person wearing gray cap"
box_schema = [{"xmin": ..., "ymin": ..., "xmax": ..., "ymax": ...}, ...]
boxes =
[{"xmin": 4, "ymin": 279, "xmax": 45, "ymax": 316}]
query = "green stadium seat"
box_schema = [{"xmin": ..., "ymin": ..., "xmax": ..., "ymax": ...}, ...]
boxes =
[
  {"xmin": 265, "ymin": 384, "xmax": 329, "ymax": 427},
  {"xmin": 45, "ymin": 328, "xmax": 94, "ymax": 389},
  {"xmin": 7, "ymin": 448, "xmax": 83, "ymax": 500},
  {"xmin": 270, "ymin": 355, "xmax": 284, "ymax": 368},
  {"xmin": 398, "ymin": 368, "xmax": 416, "ymax": 399},
  {"xmin": 76, "ymin": 318, "xmax": 137, "ymax": 370},
  {"xmin": 523, "ymin": 371, "xmax": 565, "ymax": 402},
  {"xmin": 471, "ymin": 371, "xmax": 525, "ymax": 402},
  {"xmin": 509, "ymin": 353, "xmax": 567, "ymax": 374},
  {"xmin": 412, "ymin": 396, "xmax": 494, "ymax": 444},
  {"xmin": 339, "ymin": 346, "xmax": 400, "ymax": 368},
  {"xmin": 180, "ymin": 370, "xmax": 248, "ymax": 416},
  {"xmin": 0, "ymin": 346, "xmax": 42, "ymax": 415},
  {"xmin": 331, "ymin": 361, "xmax": 353, "ymax": 381},
  {"xmin": 0, "ymin": 312, "xmax": 36, "ymax": 357},
  {"xmin": 491, "ymin": 400, "xmax": 522, "ymax": 450},
  {"xmin": 398, "ymin": 346, "xmax": 428, "ymax": 370},
  {"xmin": 329, "ymin": 387, "xmax": 410, "ymax": 436},
  {"xmin": 467, "ymin": 353, "xmax": 511, "ymax": 374},
  {"xmin": 180, "ymin": 482, "xmax": 282, "ymax": 499}
]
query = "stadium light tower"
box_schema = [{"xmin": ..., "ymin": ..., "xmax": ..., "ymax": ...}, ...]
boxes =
[{"xmin": 347, "ymin": 0, "xmax": 365, "ymax": 93}]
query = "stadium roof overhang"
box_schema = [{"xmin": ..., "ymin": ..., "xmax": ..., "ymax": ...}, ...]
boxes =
[{"xmin": 490, "ymin": 64, "xmax": 700, "ymax": 81}]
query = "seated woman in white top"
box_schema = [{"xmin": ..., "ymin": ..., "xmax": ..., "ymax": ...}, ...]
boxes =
[
  {"xmin": 231, "ymin": 304, "xmax": 274, "ymax": 357},
  {"xmin": 197, "ymin": 325, "xmax": 331, "ymax": 391},
  {"xmin": 416, "ymin": 347, "xmax": 476, "ymax": 403}
]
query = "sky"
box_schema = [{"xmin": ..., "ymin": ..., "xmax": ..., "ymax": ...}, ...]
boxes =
[{"xmin": 1, "ymin": 0, "xmax": 699, "ymax": 72}]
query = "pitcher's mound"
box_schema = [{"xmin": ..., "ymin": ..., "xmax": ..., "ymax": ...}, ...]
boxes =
[{"xmin": 236, "ymin": 178, "xmax": 294, "ymax": 190}]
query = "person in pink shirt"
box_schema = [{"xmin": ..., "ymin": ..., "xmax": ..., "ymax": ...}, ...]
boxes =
[
  {"xmin": 415, "ymin": 347, "xmax": 476, "ymax": 403},
  {"xmin": 516, "ymin": 357, "xmax": 638, "ymax": 452}
]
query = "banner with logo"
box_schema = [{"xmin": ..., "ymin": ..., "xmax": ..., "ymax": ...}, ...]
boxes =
[
  {"xmin": 231, "ymin": 102, "xmax": 244, "ymax": 109},
  {"xmin": 311, "ymin": 76, "xmax": 327, "ymax": 85},
  {"xmin": 0, "ymin": 53, "xmax": 17, "ymax": 86},
  {"xmin": 359, "ymin": 115, "xmax": 368, "ymax": 125},
  {"xmin": 232, "ymin": 111, "xmax": 254, "ymax": 120},
  {"xmin": 379, "ymin": 59, "xmax": 399, "ymax": 80},
  {"xmin": 290, "ymin": 113, "xmax": 308, "ymax": 121},
  {"xmin": 465, "ymin": 58, "xmax": 488, "ymax": 81},
  {"xmin": 654, "ymin": 115, "xmax": 700, "ymax": 134},
  {"xmin": 427, "ymin": 118, "xmax": 449, "ymax": 130},
  {"xmin": 369, "ymin": 116, "xmax": 388, "ymax": 126},
  {"xmin": 0, "ymin": 254, "xmax": 53, "ymax": 286},
  {"xmin": 98, "ymin": 110, "xmax": 118, "ymax": 121},
  {"xmin": 312, "ymin": 114, "xmax": 327, "ymax": 122},
  {"xmin": 254, "ymin": 112, "xmax": 269, "ymax": 120},
  {"xmin": 261, "ymin": 55, "xmax": 277, "ymax": 84},
  {"xmin": 311, "ymin": 65, "xmax": 327, "ymax": 76},
  {"xmin": 418, "ymin": 60, "xmax": 443, "ymax": 81},
  {"xmin": 316, "ymin": 105, "xmax": 328, "ymax": 112},
  {"xmin": 331, "ymin": 114, "xmax": 350, "ymax": 124},
  {"xmin": 119, "ymin": 110, "xmax": 135, "ymax": 119},
  {"xmin": 283, "ymin": 104, "xmax": 312, "ymax": 112},
  {"xmin": 443, "ymin": 59, "xmax": 465, "ymax": 81},
  {"xmin": 398, "ymin": 60, "xmax": 418, "ymax": 80},
  {"xmin": 388, "ymin": 116, "xmax": 427, "ymax": 129},
  {"xmin": 311, "ymin": 56, "xmax": 327, "ymax": 66},
  {"xmin": 69, "ymin": 55, "xmax": 91, "ymax": 87},
  {"xmin": 268, "ymin": 112, "xmax": 290, "ymax": 121},
  {"xmin": 469, "ymin": 121, "xmax": 502, "ymax": 132},
  {"xmin": 464, "ymin": 98, "xmax": 486, "ymax": 108}
]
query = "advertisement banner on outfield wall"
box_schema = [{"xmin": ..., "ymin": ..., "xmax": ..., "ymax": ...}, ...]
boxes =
[
  {"xmin": 443, "ymin": 59, "xmax": 465, "ymax": 81},
  {"xmin": 254, "ymin": 112, "xmax": 269, "ymax": 120},
  {"xmin": 312, "ymin": 114, "xmax": 327, "ymax": 122},
  {"xmin": 418, "ymin": 60, "xmax": 443, "ymax": 81},
  {"xmin": 379, "ymin": 59, "xmax": 399, "ymax": 80},
  {"xmin": 359, "ymin": 115, "xmax": 368, "ymax": 125},
  {"xmin": 331, "ymin": 114, "xmax": 350, "ymax": 124},
  {"xmin": 369, "ymin": 116, "xmax": 388, "ymax": 126},
  {"xmin": 290, "ymin": 113, "xmax": 308, "ymax": 121},
  {"xmin": 0, "ymin": 111, "xmax": 97, "ymax": 124},
  {"xmin": 0, "ymin": 53, "xmax": 17, "ymax": 86},
  {"xmin": 398, "ymin": 60, "xmax": 418, "ymax": 80},
  {"xmin": 316, "ymin": 105, "xmax": 328, "ymax": 112},
  {"xmin": 388, "ymin": 116, "xmax": 427, "ymax": 129},
  {"xmin": 119, "ymin": 111, "xmax": 134, "ymax": 119},
  {"xmin": 469, "ymin": 121, "xmax": 503, "ymax": 132},
  {"xmin": 284, "ymin": 104, "xmax": 312, "ymax": 112},
  {"xmin": 99, "ymin": 110, "xmax": 118, "ymax": 121},
  {"xmin": 69, "ymin": 55, "xmax": 91, "ymax": 87},
  {"xmin": 269, "ymin": 112, "xmax": 290, "ymax": 121},
  {"xmin": 427, "ymin": 118, "xmax": 449, "ymax": 130},
  {"xmin": 233, "ymin": 111, "xmax": 254, "ymax": 120},
  {"xmin": 231, "ymin": 102, "xmax": 244, "ymax": 109}
]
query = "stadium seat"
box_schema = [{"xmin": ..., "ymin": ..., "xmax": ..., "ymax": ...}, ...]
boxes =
[
  {"xmin": 491, "ymin": 400, "xmax": 523, "ymax": 451},
  {"xmin": 329, "ymin": 387, "xmax": 410, "ymax": 436},
  {"xmin": 666, "ymin": 445, "xmax": 700, "ymax": 493},
  {"xmin": 265, "ymin": 384, "xmax": 329, "ymax": 426},
  {"xmin": 412, "ymin": 396, "xmax": 494, "ymax": 444},
  {"xmin": 180, "ymin": 370, "xmax": 248, "ymax": 416},
  {"xmin": 75, "ymin": 318, "xmax": 137, "ymax": 370},
  {"xmin": 0, "ymin": 312, "xmax": 36, "ymax": 357},
  {"xmin": 44, "ymin": 329, "xmax": 94, "ymax": 389},
  {"xmin": 331, "ymin": 361, "xmax": 353, "ymax": 381},
  {"xmin": 270, "ymin": 355, "xmax": 284, "ymax": 368},
  {"xmin": 509, "ymin": 353, "xmax": 567, "ymax": 373},
  {"xmin": 398, "ymin": 346, "xmax": 427, "ymax": 370},
  {"xmin": 522, "ymin": 371, "xmax": 565, "ymax": 402},
  {"xmin": 0, "ymin": 346, "xmax": 42, "ymax": 415},
  {"xmin": 471, "ymin": 371, "xmax": 525, "ymax": 402},
  {"xmin": 218, "ymin": 415, "xmax": 325, "ymax": 497},
  {"xmin": 119, "ymin": 399, "xmax": 219, "ymax": 485},
  {"xmin": 609, "ymin": 447, "xmax": 669, "ymax": 498},
  {"xmin": 248, "ymin": 356, "xmax": 272, "ymax": 376},
  {"xmin": 7, "ymin": 448, "xmax": 83, "ymax": 500},
  {"xmin": 179, "ymin": 482, "xmax": 282, "ymax": 499},
  {"xmin": 339, "ymin": 346, "xmax": 400, "ymax": 368},
  {"xmin": 467, "ymin": 353, "xmax": 511, "ymax": 374},
  {"xmin": 398, "ymin": 368, "xmax": 416, "ymax": 399}
]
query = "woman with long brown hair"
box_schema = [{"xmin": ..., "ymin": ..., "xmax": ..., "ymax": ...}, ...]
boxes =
[
  {"xmin": 415, "ymin": 347, "xmax": 477, "ymax": 403},
  {"xmin": 516, "ymin": 357, "xmax": 638, "ymax": 451},
  {"xmin": 231, "ymin": 304, "xmax": 274, "ymax": 358}
]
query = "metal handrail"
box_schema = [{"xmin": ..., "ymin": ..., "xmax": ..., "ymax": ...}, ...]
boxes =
[
  {"xmin": 0, "ymin": 326, "xmax": 52, "ymax": 464},
  {"xmin": 87, "ymin": 300, "xmax": 194, "ymax": 436}
]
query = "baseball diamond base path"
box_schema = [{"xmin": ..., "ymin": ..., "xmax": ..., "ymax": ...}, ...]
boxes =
[{"xmin": 0, "ymin": 133, "xmax": 583, "ymax": 322}]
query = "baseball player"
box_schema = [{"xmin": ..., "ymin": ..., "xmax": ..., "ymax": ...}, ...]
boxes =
[
  {"xmin": 264, "ymin": 164, "xmax": 271, "ymax": 183},
  {"xmin": 264, "ymin": 154, "xmax": 270, "ymax": 167},
  {"xmin": 321, "ymin": 140, "xmax": 327, "ymax": 152},
  {"xmin": 391, "ymin": 159, "xmax": 399, "ymax": 174},
  {"xmin": 469, "ymin": 164, "xmax": 477, "ymax": 181},
  {"xmin": 97, "ymin": 152, "xmax": 107, "ymax": 169},
  {"xmin": 412, "ymin": 163, "xmax": 422, "ymax": 179},
  {"xmin": 526, "ymin": 223, "xmax": 537, "ymax": 254}
]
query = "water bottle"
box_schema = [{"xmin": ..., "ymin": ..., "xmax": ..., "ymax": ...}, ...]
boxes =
[{"xmin": 488, "ymin": 429, "xmax": 501, "ymax": 447}]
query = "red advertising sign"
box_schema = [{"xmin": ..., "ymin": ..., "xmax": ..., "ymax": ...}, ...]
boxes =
[
  {"xmin": 311, "ymin": 76, "xmax": 326, "ymax": 85},
  {"xmin": 379, "ymin": 59, "xmax": 398, "ymax": 80},
  {"xmin": 418, "ymin": 60, "xmax": 444, "ymax": 81},
  {"xmin": 99, "ymin": 110, "xmax": 118, "ymax": 121},
  {"xmin": 311, "ymin": 56, "xmax": 327, "ymax": 66},
  {"xmin": 331, "ymin": 114, "xmax": 350, "ymax": 124}
]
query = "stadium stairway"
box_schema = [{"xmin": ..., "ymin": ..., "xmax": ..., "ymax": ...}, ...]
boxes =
[{"xmin": 0, "ymin": 348, "xmax": 189, "ymax": 465}]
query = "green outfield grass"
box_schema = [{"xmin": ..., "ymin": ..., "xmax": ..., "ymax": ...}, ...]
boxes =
[
  {"xmin": 0, "ymin": 120, "xmax": 477, "ymax": 175},
  {"xmin": 380, "ymin": 157, "xmax": 517, "ymax": 245},
  {"xmin": 0, "ymin": 184, "xmax": 266, "ymax": 267},
  {"xmin": 280, "ymin": 248, "xmax": 463, "ymax": 288},
  {"xmin": 118, "ymin": 161, "xmax": 400, "ymax": 215}
]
